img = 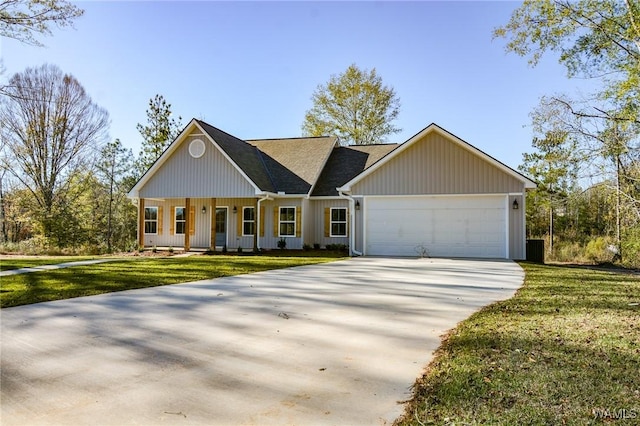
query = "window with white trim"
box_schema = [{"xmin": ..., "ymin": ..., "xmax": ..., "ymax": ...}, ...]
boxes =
[
  {"xmin": 175, "ymin": 207, "xmax": 186, "ymax": 234},
  {"xmin": 330, "ymin": 207, "xmax": 347, "ymax": 237},
  {"xmin": 243, "ymin": 207, "xmax": 255, "ymax": 236},
  {"xmin": 279, "ymin": 207, "xmax": 296, "ymax": 237},
  {"xmin": 144, "ymin": 207, "xmax": 158, "ymax": 234}
]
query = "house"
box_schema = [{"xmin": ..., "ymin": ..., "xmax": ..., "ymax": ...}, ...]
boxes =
[{"xmin": 127, "ymin": 119, "xmax": 536, "ymax": 259}]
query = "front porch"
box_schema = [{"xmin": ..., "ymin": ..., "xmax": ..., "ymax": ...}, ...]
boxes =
[{"xmin": 136, "ymin": 196, "xmax": 304, "ymax": 251}]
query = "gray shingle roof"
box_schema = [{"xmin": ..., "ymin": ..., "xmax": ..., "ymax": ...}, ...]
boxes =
[
  {"xmin": 311, "ymin": 144, "xmax": 399, "ymax": 196},
  {"xmin": 197, "ymin": 119, "xmax": 395, "ymax": 196},
  {"xmin": 248, "ymin": 137, "xmax": 337, "ymax": 194}
]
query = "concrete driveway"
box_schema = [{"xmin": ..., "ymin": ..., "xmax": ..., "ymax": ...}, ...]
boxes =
[{"xmin": 1, "ymin": 257, "xmax": 524, "ymax": 425}]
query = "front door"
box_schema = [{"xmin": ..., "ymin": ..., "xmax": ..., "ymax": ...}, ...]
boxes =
[{"xmin": 215, "ymin": 208, "xmax": 227, "ymax": 248}]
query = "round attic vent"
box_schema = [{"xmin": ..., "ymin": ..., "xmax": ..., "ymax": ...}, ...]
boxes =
[{"xmin": 189, "ymin": 139, "xmax": 206, "ymax": 158}]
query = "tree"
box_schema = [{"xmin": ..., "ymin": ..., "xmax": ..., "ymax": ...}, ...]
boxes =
[
  {"xmin": 135, "ymin": 94, "xmax": 182, "ymax": 177},
  {"xmin": 0, "ymin": 0, "xmax": 83, "ymax": 46},
  {"xmin": 494, "ymin": 0, "xmax": 640, "ymax": 123},
  {"xmin": 96, "ymin": 139, "xmax": 135, "ymax": 252},
  {"xmin": 0, "ymin": 64, "xmax": 109, "ymax": 240},
  {"xmin": 531, "ymin": 96, "xmax": 639, "ymax": 253},
  {"xmin": 302, "ymin": 64, "xmax": 401, "ymax": 145},
  {"xmin": 520, "ymin": 129, "xmax": 578, "ymax": 251},
  {"xmin": 496, "ymin": 1, "xmax": 640, "ymax": 265}
]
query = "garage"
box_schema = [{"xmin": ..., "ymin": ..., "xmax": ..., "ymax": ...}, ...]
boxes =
[{"xmin": 364, "ymin": 195, "xmax": 507, "ymax": 258}]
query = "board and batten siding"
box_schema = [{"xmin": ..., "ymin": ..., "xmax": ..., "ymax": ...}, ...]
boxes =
[
  {"xmin": 259, "ymin": 199, "xmax": 303, "ymax": 250},
  {"xmin": 142, "ymin": 198, "xmax": 211, "ymax": 248},
  {"xmin": 139, "ymin": 133, "xmax": 256, "ymax": 199},
  {"xmin": 351, "ymin": 132, "xmax": 525, "ymax": 195},
  {"xmin": 307, "ymin": 199, "xmax": 350, "ymax": 248}
]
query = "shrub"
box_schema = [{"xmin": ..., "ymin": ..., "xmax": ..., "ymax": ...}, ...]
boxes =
[
  {"xmin": 237, "ymin": 246, "xmax": 243, "ymax": 253},
  {"xmin": 303, "ymin": 243, "xmax": 312, "ymax": 251},
  {"xmin": 277, "ymin": 238, "xmax": 287, "ymax": 250},
  {"xmin": 585, "ymin": 236, "xmax": 615, "ymax": 264},
  {"xmin": 313, "ymin": 243, "xmax": 320, "ymax": 250}
]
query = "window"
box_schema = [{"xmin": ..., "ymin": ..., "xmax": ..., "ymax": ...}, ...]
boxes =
[
  {"xmin": 330, "ymin": 207, "xmax": 347, "ymax": 237},
  {"xmin": 175, "ymin": 207, "xmax": 186, "ymax": 234},
  {"xmin": 144, "ymin": 207, "xmax": 158, "ymax": 234},
  {"xmin": 243, "ymin": 207, "xmax": 255, "ymax": 236},
  {"xmin": 279, "ymin": 207, "xmax": 296, "ymax": 237}
]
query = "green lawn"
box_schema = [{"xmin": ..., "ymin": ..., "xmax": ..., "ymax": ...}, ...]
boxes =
[
  {"xmin": 0, "ymin": 254, "xmax": 343, "ymax": 308},
  {"xmin": 0, "ymin": 256, "xmax": 98, "ymax": 271},
  {"xmin": 395, "ymin": 263, "xmax": 640, "ymax": 425}
]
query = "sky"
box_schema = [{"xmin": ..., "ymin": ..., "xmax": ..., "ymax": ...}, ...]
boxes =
[{"xmin": 1, "ymin": 0, "xmax": 597, "ymax": 171}]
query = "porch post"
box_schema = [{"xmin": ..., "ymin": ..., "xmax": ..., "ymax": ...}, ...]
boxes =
[
  {"xmin": 138, "ymin": 198, "xmax": 145, "ymax": 249},
  {"xmin": 209, "ymin": 198, "xmax": 216, "ymax": 249},
  {"xmin": 185, "ymin": 197, "xmax": 191, "ymax": 251}
]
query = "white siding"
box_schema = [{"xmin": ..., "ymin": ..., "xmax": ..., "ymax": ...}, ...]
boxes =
[
  {"xmin": 307, "ymin": 199, "xmax": 350, "ymax": 248},
  {"xmin": 259, "ymin": 199, "xmax": 303, "ymax": 250},
  {"xmin": 142, "ymin": 198, "xmax": 211, "ymax": 248},
  {"xmin": 139, "ymin": 133, "xmax": 256, "ymax": 199},
  {"xmin": 352, "ymin": 132, "xmax": 524, "ymax": 195}
]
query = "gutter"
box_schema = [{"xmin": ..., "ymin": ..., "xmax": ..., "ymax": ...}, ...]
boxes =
[
  {"xmin": 256, "ymin": 193, "xmax": 274, "ymax": 249},
  {"xmin": 338, "ymin": 190, "xmax": 363, "ymax": 257}
]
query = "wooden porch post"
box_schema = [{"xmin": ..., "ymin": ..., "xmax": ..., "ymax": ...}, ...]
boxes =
[
  {"xmin": 138, "ymin": 198, "xmax": 145, "ymax": 249},
  {"xmin": 209, "ymin": 198, "xmax": 216, "ymax": 249},
  {"xmin": 185, "ymin": 197, "xmax": 191, "ymax": 251}
]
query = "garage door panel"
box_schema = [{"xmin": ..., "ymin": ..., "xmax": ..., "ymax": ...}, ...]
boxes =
[{"xmin": 365, "ymin": 196, "xmax": 506, "ymax": 258}]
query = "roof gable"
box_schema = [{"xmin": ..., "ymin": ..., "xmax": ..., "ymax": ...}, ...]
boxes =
[
  {"xmin": 128, "ymin": 119, "xmax": 267, "ymax": 198},
  {"xmin": 337, "ymin": 123, "xmax": 536, "ymax": 192}
]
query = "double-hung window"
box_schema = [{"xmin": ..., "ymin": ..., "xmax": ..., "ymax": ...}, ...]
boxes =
[
  {"xmin": 243, "ymin": 207, "xmax": 255, "ymax": 236},
  {"xmin": 330, "ymin": 207, "xmax": 347, "ymax": 237},
  {"xmin": 144, "ymin": 207, "xmax": 158, "ymax": 234},
  {"xmin": 279, "ymin": 207, "xmax": 296, "ymax": 237},
  {"xmin": 175, "ymin": 207, "xmax": 186, "ymax": 234}
]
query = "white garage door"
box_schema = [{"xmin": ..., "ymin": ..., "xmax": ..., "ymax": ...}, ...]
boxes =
[{"xmin": 365, "ymin": 195, "xmax": 507, "ymax": 258}]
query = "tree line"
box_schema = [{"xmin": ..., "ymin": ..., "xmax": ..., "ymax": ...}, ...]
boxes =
[
  {"xmin": 495, "ymin": 0, "xmax": 640, "ymax": 266},
  {"xmin": 0, "ymin": 64, "xmax": 183, "ymax": 253}
]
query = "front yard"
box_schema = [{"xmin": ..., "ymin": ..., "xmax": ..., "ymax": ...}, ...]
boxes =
[
  {"xmin": 3, "ymin": 254, "xmax": 638, "ymax": 424},
  {"xmin": 395, "ymin": 263, "xmax": 640, "ymax": 425}
]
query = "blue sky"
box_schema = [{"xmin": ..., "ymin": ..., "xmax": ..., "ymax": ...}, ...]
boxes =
[{"xmin": 1, "ymin": 1, "xmax": 595, "ymax": 170}]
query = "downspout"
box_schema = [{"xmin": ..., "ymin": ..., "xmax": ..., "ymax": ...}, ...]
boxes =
[
  {"xmin": 257, "ymin": 193, "xmax": 273, "ymax": 250},
  {"xmin": 338, "ymin": 190, "xmax": 363, "ymax": 256}
]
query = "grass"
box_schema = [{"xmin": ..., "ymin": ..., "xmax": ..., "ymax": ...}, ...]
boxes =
[
  {"xmin": 0, "ymin": 256, "xmax": 99, "ymax": 271},
  {"xmin": 395, "ymin": 263, "xmax": 640, "ymax": 425},
  {"xmin": 0, "ymin": 254, "xmax": 343, "ymax": 308}
]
